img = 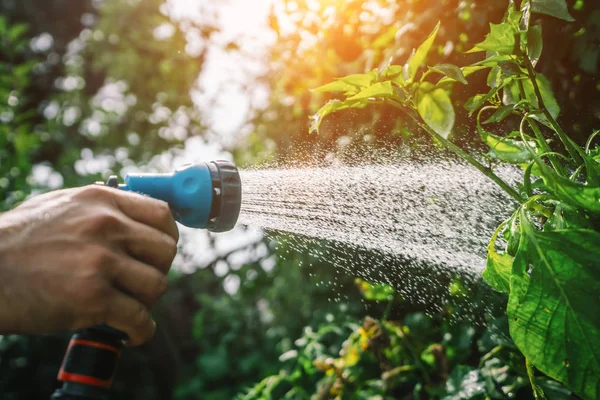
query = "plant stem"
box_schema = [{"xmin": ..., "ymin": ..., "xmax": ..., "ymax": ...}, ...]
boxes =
[
  {"xmin": 394, "ymin": 323, "xmax": 431, "ymax": 385},
  {"xmin": 526, "ymin": 358, "xmax": 547, "ymax": 400},
  {"xmin": 385, "ymin": 99, "xmax": 522, "ymax": 202},
  {"xmin": 520, "ymin": 116, "xmax": 567, "ymax": 176},
  {"xmin": 382, "ymin": 292, "xmax": 396, "ymax": 321},
  {"xmin": 522, "ymin": 56, "xmax": 583, "ymax": 166}
]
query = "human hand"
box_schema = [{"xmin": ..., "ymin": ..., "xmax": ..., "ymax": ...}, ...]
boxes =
[{"xmin": 0, "ymin": 185, "xmax": 179, "ymax": 346}]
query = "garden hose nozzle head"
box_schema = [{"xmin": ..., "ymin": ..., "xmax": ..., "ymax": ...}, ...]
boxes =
[{"xmin": 112, "ymin": 160, "xmax": 241, "ymax": 231}]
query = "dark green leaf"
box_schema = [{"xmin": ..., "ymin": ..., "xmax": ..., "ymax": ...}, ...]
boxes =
[
  {"xmin": 527, "ymin": 24, "xmax": 543, "ymax": 66},
  {"xmin": 521, "ymin": 74, "xmax": 561, "ymax": 120},
  {"xmin": 428, "ymin": 64, "xmax": 467, "ymax": 84},
  {"xmin": 483, "ymin": 105, "xmax": 515, "ymax": 124},
  {"xmin": 443, "ymin": 365, "xmax": 486, "ymax": 400},
  {"xmin": 531, "ymin": 0, "xmax": 575, "ymax": 22}
]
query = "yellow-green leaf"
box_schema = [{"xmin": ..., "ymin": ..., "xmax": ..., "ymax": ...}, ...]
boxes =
[{"xmin": 407, "ymin": 22, "xmax": 440, "ymax": 80}]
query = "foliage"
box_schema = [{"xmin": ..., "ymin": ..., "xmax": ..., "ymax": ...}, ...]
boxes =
[
  {"xmin": 0, "ymin": 0, "xmax": 598, "ymax": 400},
  {"xmin": 240, "ymin": 281, "xmax": 574, "ymax": 399},
  {"xmin": 310, "ymin": 0, "xmax": 600, "ymax": 398}
]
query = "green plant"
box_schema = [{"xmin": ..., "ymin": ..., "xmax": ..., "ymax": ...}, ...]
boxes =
[
  {"xmin": 310, "ymin": 0, "xmax": 599, "ymax": 398},
  {"xmin": 239, "ymin": 279, "xmax": 573, "ymax": 399}
]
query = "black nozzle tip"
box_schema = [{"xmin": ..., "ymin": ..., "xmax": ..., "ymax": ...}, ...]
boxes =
[{"xmin": 206, "ymin": 160, "xmax": 242, "ymax": 232}]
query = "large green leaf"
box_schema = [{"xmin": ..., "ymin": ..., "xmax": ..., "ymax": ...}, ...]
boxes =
[
  {"xmin": 530, "ymin": 0, "xmax": 574, "ymax": 22},
  {"xmin": 417, "ymin": 86, "xmax": 455, "ymax": 139},
  {"xmin": 508, "ymin": 209, "xmax": 600, "ymax": 399},
  {"xmin": 407, "ymin": 22, "xmax": 440, "ymax": 80},
  {"xmin": 469, "ymin": 23, "xmax": 518, "ymax": 55}
]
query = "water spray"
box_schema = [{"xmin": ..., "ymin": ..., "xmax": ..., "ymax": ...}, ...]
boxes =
[{"xmin": 51, "ymin": 160, "xmax": 242, "ymax": 400}]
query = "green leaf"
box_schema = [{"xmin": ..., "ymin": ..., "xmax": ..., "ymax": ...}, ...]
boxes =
[
  {"xmin": 508, "ymin": 209, "xmax": 600, "ymax": 400},
  {"xmin": 340, "ymin": 71, "xmax": 378, "ymax": 88},
  {"xmin": 527, "ymin": 24, "xmax": 544, "ymax": 67},
  {"xmin": 355, "ymin": 278, "xmax": 395, "ymax": 301},
  {"xmin": 428, "ymin": 64, "xmax": 468, "ymax": 84},
  {"xmin": 310, "ymin": 99, "xmax": 368, "ymax": 133},
  {"xmin": 531, "ymin": 0, "xmax": 575, "ymax": 22},
  {"xmin": 443, "ymin": 365, "xmax": 486, "ymax": 400},
  {"xmin": 9, "ymin": 23, "xmax": 28, "ymax": 42},
  {"xmin": 313, "ymin": 71, "xmax": 378, "ymax": 95},
  {"xmin": 469, "ymin": 23, "xmax": 518, "ymax": 55},
  {"xmin": 472, "ymin": 54, "xmax": 515, "ymax": 67},
  {"xmin": 417, "ymin": 86, "xmax": 455, "ymax": 139},
  {"xmin": 347, "ymin": 81, "xmax": 395, "ymax": 101},
  {"xmin": 313, "ymin": 80, "xmax": 360, "ymax": 95},
  {"xmin": 380, "ymin": 65, "xmax": 406, "ymax": 86},
  {"xmin": 465, "ymin": 94, "xmax": 487, "ymax": 115},
  {"xmin": 521, "ymin": 74, "xmax": 561, "ymax": 120},
  {"xmin": 407, "ymin": 22, "xmax": 440, "ymax": 80},
  {"xmin": 534, "ymin": 157, "xmax": 600, "ymax": 214},
  {"xmin": 483, "ymin": 105, "xmax": 515, "ymax": 124},
  {"xmin": 483, "ymin": 222, "xmax": 513, "ymax": 294},
  {"xmin": 485, "ymin": 132, "xmax": 535, "ymax": 164}
]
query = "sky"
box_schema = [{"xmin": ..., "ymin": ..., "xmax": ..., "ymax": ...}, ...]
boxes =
[{"xmin": 171, "ymin": 0, "xmax": 275, "ymax": 151}]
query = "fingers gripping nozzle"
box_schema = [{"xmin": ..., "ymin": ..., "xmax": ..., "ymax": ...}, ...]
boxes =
[
  {"xmin": 117, "ymin": 160, "xmax": 242, "ymax": 231},
  {"xmin": 53, "ymin": 161, "xmax": 241, "ymax": 400}
]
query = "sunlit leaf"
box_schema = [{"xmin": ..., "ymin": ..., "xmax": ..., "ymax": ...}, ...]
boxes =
[
  {"xmin": 355, "ymin": 278, "xmax": 395, "ymax": 301},
  {"xmin": 407, "ymin": 21, "xmax": 440, "ymax": 80},
  {"xmin": 469, "ymin": 23, "xmax": 518, "ymax": 55},
  {"xmin": 481, "ymin": 130, "xmax": 535, "ymax": 164},
  {"xmin": 313, "ymin": 80, "xmax": 360, "ymax": 94},
  {"xmin": 417, "ymin": 87, "xmax": 455, "ymax": 139},
  {"xmin": 380, "ymin": 65, "xmax": 406, "ymax": 86},
  {"xmin": 508, "ymin": 209, "xmax": 600, "ymax": 399},
  {"xmin": 340, "ymin": 71, "xmax": 378, "ymax": 89},
  {"xmin": 347, "ymin": 81, "xmax": 395, "ymax": 101},
  {"xmin": 310, "ymin": 99, "xmax": 368, "ymax": 133},
  {"xmin": 530, "ymin": 0, "xmax": 575, "ymax": 22}
]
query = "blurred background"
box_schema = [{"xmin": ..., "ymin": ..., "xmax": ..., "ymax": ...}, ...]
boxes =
[{"xmin": 0, "ymin": 0, "xmax": 597, "ymax": 399}]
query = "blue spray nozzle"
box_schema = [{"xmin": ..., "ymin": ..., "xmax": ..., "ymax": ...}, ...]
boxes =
[{"xmin": 114, "ymin": 160, "xmax": 241, "ymax": 231}]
